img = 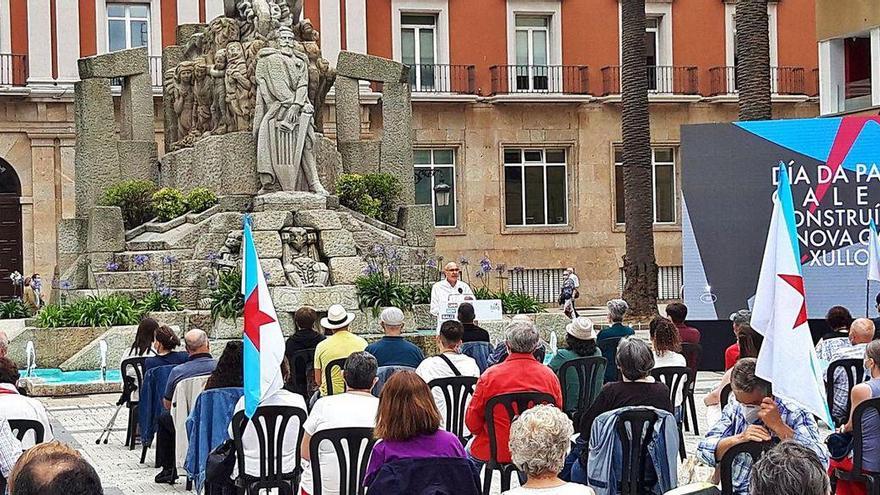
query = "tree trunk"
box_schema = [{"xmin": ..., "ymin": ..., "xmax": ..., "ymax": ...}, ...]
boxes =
[
  {"xmin": 736, "ymin": 0, "xmax": 772, "ymax": 121},
  {"xmin": 620, "ymin": 0, "xmax": 659, "ymax": 317}
]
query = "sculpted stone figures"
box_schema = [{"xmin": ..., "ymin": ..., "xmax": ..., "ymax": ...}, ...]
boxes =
[
  {"xmin": 282, "ymin": 227, "xmax": 328, "ymax": 286},
  {"xmin": 192, "ymin": 57, "xmax": 214, "ymax": 135},
  {"xmin": 253, "ymin": 26, "xmax": 328, "ymax": 194},
  {"xmin": 224, "ymin": 42, "xmax": 252, "ymax": 132},
  {"xmin": 294, "ymin": 19, "xmax": 335, "ymax": 131},
  {"xmin": 172, "ymin": 61, "xmax": 195, "ymax": 147},
  {"xmin": 209, "ymin": 49, "xmax": 229, "ymax": 134}
]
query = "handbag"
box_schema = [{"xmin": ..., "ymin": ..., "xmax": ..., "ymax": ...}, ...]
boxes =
[
  {"xmin": 825, "ymin": 432, "xmax": 853, "ymax": 461},
  {"xmin": 204, "ymin": 439, "xmax": 237, "ymax": 489}
]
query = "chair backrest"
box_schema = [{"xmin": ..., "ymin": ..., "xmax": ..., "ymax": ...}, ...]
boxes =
[
  {"xmin": 309, "ymin": 427, "xmax": 377, "ymax": 495},
  {"xmin": 556, "ymin": 356, "xmax": 607, "ymax": 420},
  {"xmin": 615, "ymin": 408, "xmax": 659, "ymax": 495},
  {"xmin": 719, "ymin": 383, "xmax": 733, "ymax": 410},
  {"xmin": 288, "ymin": 348, "xmax": 316, "ymax": 398},
  {"xmin": 7, "ymin": 419, "xmax": 44, "ymax": 445},
  {"xmin": 373, "ymin": 366, "xmax": 416, "ymax": 397},
  {"xmin": 121, "ymin": 356, "xmax": 148, "ymax": 403},
  {"xmin": 719, "ymin": 441, "xmax": 770, "ymax": 495},
  {"xmin": 680, "ymin": 343, "xmax": 702, "ymax": 371},
  {"xmin": 650, "ymin": 366, "xmax": 694, "ymax": 408},
  {"xmin": 460, "ymin": 342, "xmax": 491, "ymax": 373},
  {"xmin": 324, "ymin": 357, "xmax": 348, "ymax": 396},
  {"xmin": 231, "ymin": 405, "xmax": 308, "ymax": 494},
  {"xmin": 597, "ymin": 338, "xmax": 623, "ymax": 382},
  {"xmin": 428, "ymin": 376, "xmax": 478, "ymax": 444},
  {"xmin": 484, "ymin": 392, "xmax": 556, "ymax": 464},
  {"xmin": 826, "ymin": 358, "xmax": 866, "ymax": 426},
  {"xmin": 848, "ymin": 396, "xmax": 880, "ymax": 475}
]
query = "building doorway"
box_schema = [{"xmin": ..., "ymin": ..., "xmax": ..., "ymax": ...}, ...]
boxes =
[{"xmin": 0, "ymin": 158, "xmax": 23, "ymax": 300}]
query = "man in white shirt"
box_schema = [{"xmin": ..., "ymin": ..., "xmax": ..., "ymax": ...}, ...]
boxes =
[
  {"xmin": 430, "ymin": 262, "xmax": 473, "ymax": 316},
  {"xmin": 0, "ymin": 357, "xmax": 53, "ymax": 448},
  {"xmin": 299, "ymin": 351, "xmax": 380, "ymax": 495},
  {"xmin": 565, "ymin": 267, "xmax": 580, "ymax": 290},
  {"xmin": 416, "ymin": 320, "xmax": 481, "ymax": 431}
]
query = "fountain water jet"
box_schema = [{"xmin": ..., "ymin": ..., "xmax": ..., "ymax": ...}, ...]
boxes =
[{"xmin": 25, "ymin": 341, "xmax": 36, "ymax": 377}]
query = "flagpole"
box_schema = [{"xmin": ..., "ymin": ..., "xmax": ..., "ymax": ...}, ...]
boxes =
[{"xmin": 868, "ymin": 279, "xmax": 872, "ymax": 318}]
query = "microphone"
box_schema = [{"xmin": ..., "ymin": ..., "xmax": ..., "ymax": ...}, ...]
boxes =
[{"xmin": 458, "ymin": 288, "xmax": 463, "ymax": 294}]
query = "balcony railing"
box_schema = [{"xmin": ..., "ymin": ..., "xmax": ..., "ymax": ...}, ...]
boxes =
[
  {"xmin": 708, "ymin": 66, "xmax": 807, "ymax": 96},
  {"xmin": 0, "ymin": 54, "xmax": 28, "ymax": 86},
  {"xmin": 601, "ymin": 66, "xmax": 699, "ymax": 96},
  {"xmin": 489, "ymin": 65, "xmax": 589, "ymax": 95},
  {"xmin": 407, "ymin": 64, "xmax": 476, "ymax": 94},
  {"xmin": 112, "ymin": 55, "xmax": 164, "ymax": 88}
]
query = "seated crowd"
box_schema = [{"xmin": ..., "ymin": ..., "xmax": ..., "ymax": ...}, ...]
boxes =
[{"xmin": 6, "ymin": 297, "xmax": 880, "ymax": 495}]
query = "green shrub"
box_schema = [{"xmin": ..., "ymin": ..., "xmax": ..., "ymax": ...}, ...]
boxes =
[
  {"xmin": 499, "ymin": 292, "xmax": 545, "ymax": 315},
  {"xmin": 186, "ymin": 188, "xmax": 219, "ymax": 214},
  {"xmin": 35, "ymin": 304, "xmax": 66, "ymax": 328},
  {"xmin": 99, "ymin": 180, "xmax": 157, "ymax": 229},
  {"xmin": 355, "ymin": 273, "xmax": 413, "ymax": 316},
  {"xmin": 411, "ymin": 285, "xmax": 431, "ymax": 305},
  {"xmin": 34, "ymin": 295, "xmax": 142, "ymax": 328},
  {"xmin": 473, "ymin": 287, "xmax": 496, "ymax": 300},
  {"xmin": 137, "ymin": 290, "xmax": 183, "ymax": 313},
  {"xmin": 210, "ymin": 269, "xmax": 244, "ymax": 319},
  {"xmin": 336, "ymin": 173, "xmax": 401, "ymax": 224},
  {"xmin": 0, "ymin": 298, "xmax": 30, "ymax": 319},
  {"xmin": 152, "ymin": 188, "xmax": 188, "ymax": 222}
]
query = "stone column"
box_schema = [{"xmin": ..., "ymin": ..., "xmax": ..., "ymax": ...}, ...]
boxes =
[
  {"xmin": 74, "ymin": 78, "xmax": 119, "ymax": 217},
  {"xmin": 29, "ymin": 136, "xmax": 59, "ymax": 280},
  {"xmin": 59, "ymin": 137, "xmax": 76, "ymax": 220},
  {"xmin": 380, "ymin": 81, "xmax": 414, "ymax": 204},
  {"xmin": 120, "ymin": 72, "xmax": 155, "ymax": 141}
]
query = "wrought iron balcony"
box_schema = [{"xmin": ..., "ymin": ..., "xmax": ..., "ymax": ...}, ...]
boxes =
[
  {"xmin": 407, "ymin": 64, "xmax": 476, "ymax": 94},
  {"xmin": 0, "ymin": 54, "xmax": 28, "ymax": 86},
  {"xmin": 600, "ymin": 66, "xmax": 699, "ymax": 96},
  {"xmin": 708, "ymin": 66, "xmax": 807, "ymax": 96},
  {"xmin": 489, "ymin": 65, "xmax": 590, "ymax": 95}
]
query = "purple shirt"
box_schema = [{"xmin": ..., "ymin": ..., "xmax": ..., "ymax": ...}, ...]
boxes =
[{"xmin": 364, "ymin": 429, "xmax": 467, "ymax": 485}]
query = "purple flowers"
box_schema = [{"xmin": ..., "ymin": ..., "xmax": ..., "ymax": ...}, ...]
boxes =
[
  {"xmin": 426, "ymin": 258, "xmax": 437, "ymax": 269},
  {"xmin": 106, "ymin": 262, "xmax": 120, "ymax": 272},
  {"xmin": 263, "ymin": 271, "xmax": 272, "ymax": 280},
  {"xmin": 162, "ymin": 255, "xmax": 178, "ymax": 266},
  {"xmin": 205, "ymin": 252, "xmax": 220, "ymax": 262},
  {"xmin": 59, "ymin": 280, "xmax": 71, "ymax": 290},
  {"xmin": 479, "ymin": 257, "xmax": 492, "ymax": 273},
  {"xmin": 133, "ymin": 254, "xmax": 150, "ymax": 268},
  {"xmin": 459, "ymin": 256, "xmax": 469, "ymax": 265},
  {"xmin": 158, "ymin": 286, "xmax": 174, "ymax": 297}
]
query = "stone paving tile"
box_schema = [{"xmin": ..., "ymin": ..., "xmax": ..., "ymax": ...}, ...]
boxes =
[{"xmin": 34, "ymin": 372, "xmax": 737, "ymax": 495}]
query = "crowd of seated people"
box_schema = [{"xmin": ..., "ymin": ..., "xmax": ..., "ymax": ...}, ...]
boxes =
[{"xmin": 15, "ymin": 296, "xmax": 880, "ymax": 495}]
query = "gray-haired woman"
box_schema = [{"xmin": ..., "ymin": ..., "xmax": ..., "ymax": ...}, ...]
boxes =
[{"xmin": 504, "ymin": 404, "xmax": 594, "ymax": 494}]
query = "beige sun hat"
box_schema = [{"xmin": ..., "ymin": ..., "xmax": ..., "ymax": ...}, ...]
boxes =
[
  {"xmin": 566, "ymin": 316, "xmax": 596, "ymax": 340},
  {"xmin": 320, "ymin": 304, "xmax": 356, "ymax": 330}
]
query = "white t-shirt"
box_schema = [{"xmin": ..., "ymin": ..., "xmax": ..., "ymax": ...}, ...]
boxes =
[
  {"xmin": 0, "ymin": 384, "xmax": 54, "ymax": 448},
  {"xmin": 430, "ymin": 279, "xmax": 473, "ymax": 316},
  {"xmin": 504, "ymin": 483, "xmax": 594, "ymax": 494},
  {"xmin": 228, "ymin": 389, "xmax": 308, "ymax": 477},
  {"xmin": 300, "ymin": 392, "xmax": 379, "ymax": 495},
  {"xmin": 569, "ymin": 273, "xmax": 580, "ymax": 288},
  {"xmin": 652, "ymin": 351, "xmax": 688, "ymax": 406},
  {"xmin": 416, "ymin": 352, "xmax": 481, "ymax": 431}
]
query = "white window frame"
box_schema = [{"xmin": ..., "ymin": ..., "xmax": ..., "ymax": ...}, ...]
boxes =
[
  {"xmin": 400, "ymin": 14, "xmax": 438, "ymax": 91},
  {"xmin": 503, "ymin": 147, "xmax": 569, "ymax": 227},
  {"xmin": 414, "ymin": 148, "xmax": 457, "ymax": 228},
  {"xmin": 724, "ymin": 2, "xmax": 779, "ymax": 86},
  {"xmin": 614, "ymin": 147, "xmax": 678, "ymax": 225},
  {"xmin": 513, "ymin": 15, "xmax": 551, "ymax": 91},
  {"xmin": 98, "ymin": 1, "xmax": 160, "ymax": 56},
  {"xmin": 506, "ymin": 0, "xmax": 562, "ymax": 67},
  {"xmin": 106, "ymin": 3, "xmax": 151, "ymax": 53},
  {"xmin": 392, "ymin": 0, "xmax": 449, "ymax": 67},
  {"xmin": 617, "ymin": 2, "xmax": 673, "ymax": 69}
]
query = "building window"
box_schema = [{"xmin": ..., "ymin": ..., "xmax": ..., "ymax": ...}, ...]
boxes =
[
  {"xmin": 614, "ymin": 147, "xmax": 677, "ymax": 224},
  {"xmin": 107, "ymin": 4, "xmax": 150, "ymax": 53},
  {"xmin": 401, "ymin": 14, "xmax": 437, "ymax": 91},
  {"xmin": 645, "ymin": 16, "xmax": 660, "ymax": 91},
  {"xmin": 514, "ymin": 15, "xmax": 550, "ymax": 91},
  {"xmin": 414, "ymin": 149, "xmax": 456, "ymax": 227},
  {"xmin": 504, "ymin": 148, "xmax": 567, "ymax": 226},
  {"xmin": 844, "ymin": 36, "xmax": 872, "ymax": 110}
]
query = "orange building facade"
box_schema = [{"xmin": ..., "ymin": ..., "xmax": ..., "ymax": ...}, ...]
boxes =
[{"xmin": 0, "ymin": 0, "xmax": 819, "ymax": 302}]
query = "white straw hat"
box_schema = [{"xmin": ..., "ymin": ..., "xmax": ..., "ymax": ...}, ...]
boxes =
[
  {"xmin": 320, "ymin": 304, "xmax": 356, "ymax": 330},
  {"xmin": 566, "ymin": 316, "xmax": 596, "ymax": 340}
]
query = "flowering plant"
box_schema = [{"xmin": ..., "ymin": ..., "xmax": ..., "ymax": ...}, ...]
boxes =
[{"xmin": 356, "ymin": 244, "xmax": 413, "ymax": 315}]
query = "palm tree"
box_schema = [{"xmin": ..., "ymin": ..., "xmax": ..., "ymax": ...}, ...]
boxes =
[
  {"xmin": 736, "ymin": 0, "xmax": 772, "ymax": 121},
  {"xmin": 620, "ymin": 0, "xmax": 658, "ymax": 316}
]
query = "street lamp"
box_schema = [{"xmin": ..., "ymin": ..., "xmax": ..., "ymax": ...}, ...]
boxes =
[{"xmin": 433, "ymin": 182, "xmax": 451, "ymax": 207}]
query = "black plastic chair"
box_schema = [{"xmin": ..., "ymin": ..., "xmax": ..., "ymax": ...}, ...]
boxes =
[
  {"xmin": 231, "ymin": 405, "xmax": 308, "ymax": 495},
  {"xmin": 679, "ymin": 343, "xmax": 702, "ymax": 435},
  {"xmin": 8, "ymin": 419, "xmax": 45, "ymax": 445},
  {"xmin": 373, "ymin": 365, "xmax": 416, "ymax": 397},
  {"xmin": 324, "ymin": 357, "xmax": 348, "ymax": 396},
  {"xmin": 720, "ymin": 441, "xmax": 770, "ymax": 495},
  {"xmin": 833, "ymin": 397, "xmax": 880, "ymax": 495},
  {"xmin": 286, "ymin": 348, "xmax": 316, "ymax": 402},
  {"xmin": 597, "ymin": 337, "xmax": 623, "ymax": 382},
  {"xmin": 309, "ymin": 427, "xmax": 377, "ymax": 495},
  {"xmin": 121, "ymin": 356, "xmax": 148, "ymax": 449},
  {"xmin": 826, "ymin": 358, "xmax": 866, "ymax": 427},
  {"xmin": 719, "ymin": 383, "xmax": 733, "ymax": 410},
  {"xmin": 428, "ymin": 376, "xmax": 478, "ymax": 445},
  {"xmin": 482, "ymin": 391, "xmax": 556, "ymax": 495},
  {"xmin": 650, "ymin": 366, "xmax": 693, "ymax": 460},
  {"xmin": 616, "ymin": 408, "xmax": 660, "ymax": 495},
  {"xmin": 555, "ymin": 356, "xmax": 606, "ymax": 424}
]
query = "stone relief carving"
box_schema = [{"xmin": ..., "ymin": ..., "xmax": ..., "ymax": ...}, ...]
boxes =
[
  {"xmin": 218, "ymin": 230, "xmax": 243, "ymax": 267},
  {"xmin": 172, "ymin": 61, "xmax": 195, "ymax": 148},
  {"xmin": 281, "ymin": 226, "xmax": 328, "ymax": 287}
]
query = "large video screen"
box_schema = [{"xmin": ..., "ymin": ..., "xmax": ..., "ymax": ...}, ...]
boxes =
[{"xmin": 681, "ymin": 116, "xmax": 880, "ymax": 320}]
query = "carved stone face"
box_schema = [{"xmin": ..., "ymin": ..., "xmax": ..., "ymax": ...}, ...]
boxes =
[
  {"xmin": 278, "ymin": 29, "xmax": 295, "ymax": 51},
  {"xmin": 193, "ymin": 57, "xmax": 207, "ymax": 78},
  {"xmin": 269, "ymin": 2, "xmax": 281, "ymax": 20},
  {"xmin": 209, "ymin": 17, "xmax": 239, "ymax": 48},
  {"xmin": 288, "ymin": 228, "xmax": 308, "ymax": 251},
  {"xmin": 226, "ymin": 42, "xmax": 244, "ymax": 62},
  {"xmin": 177, "ymin": 62, "xmax": 194, "ymax": 84},
  {"xmin": 214, "ymin": 49, "xmax": 227, "ymax": 69},
  {"xmin": 300, "ymin": 19, "xmax": 318, "ymax": 41}
]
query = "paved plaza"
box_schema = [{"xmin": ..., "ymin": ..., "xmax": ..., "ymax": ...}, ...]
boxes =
[{"xmin": 38, "ymin": 371, "xmax": 727, "ymax": 495}]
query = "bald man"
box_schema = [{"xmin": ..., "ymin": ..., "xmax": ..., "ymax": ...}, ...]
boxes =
[
  {"xmin": 155, "ymin": 329, "xmax": 217, "ymax": 484},
  {"xmin": 430, "ymin": 261, "xmax": 473, "ymax": 316},
  {"xmin": 827, "ymin": 318, "xmax": 875, "ymax": 422}
]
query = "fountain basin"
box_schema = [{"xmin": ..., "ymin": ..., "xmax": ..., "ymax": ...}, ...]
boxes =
[{"xmin": 18, "ymin": 368, "xmax": 123, "ymax": 397}]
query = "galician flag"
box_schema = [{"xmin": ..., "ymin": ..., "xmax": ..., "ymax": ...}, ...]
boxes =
[
  {"xmin": 241, "ymin": 215, "xmax": 285, "ymax": 417},
  {"xmin": 867, "ymin": 218, "xmax": 880, "ymax": 282},
  {"xmin": 751, "ymin": 164, "xmax": 833, "ymax": 426}
]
